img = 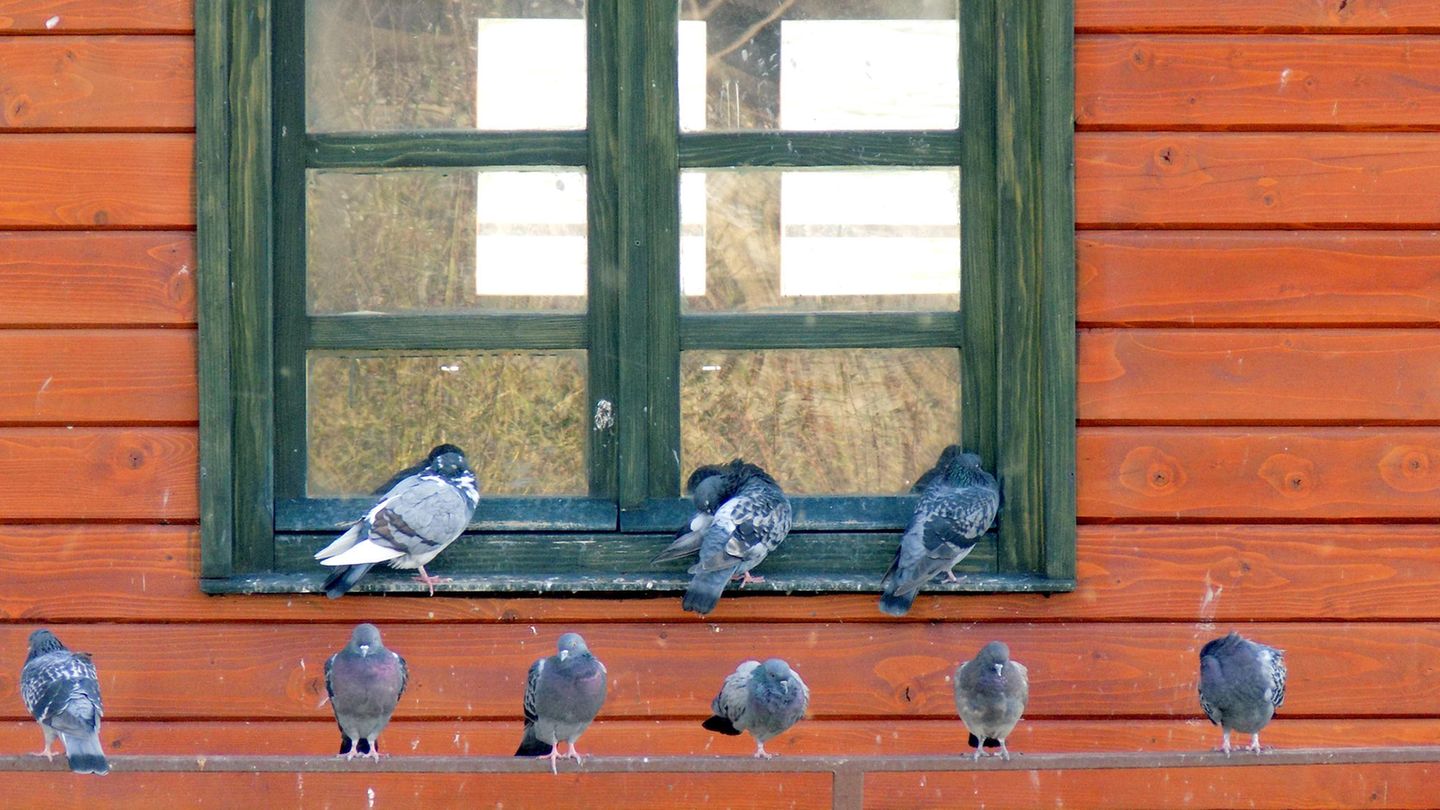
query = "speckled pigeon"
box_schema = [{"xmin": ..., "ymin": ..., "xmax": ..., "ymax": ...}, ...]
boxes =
[
  {"xmin": 315, "ymin": 443, "xmax": 479, "ymax": 597},
  {"xmin": 702, "ymin": 658, "xmax": 809, "ymax": 758},
  {"xmin": 653, "ymin": 460, "xmax": 791, "ymax": 616},
  {"xmin": 651, "ymin": 463, "xmax": 743, "ymax": 566},
  {"xmin": 954, "ymin": 640, "xmax": 1028, "ymax": 760},
  {"xmin": 324, "ymin": 623, "xmax": 407, "ymax": 760},
  {"xmin": 1199, "ymin": 631, "xmax": 1287, "ymax": 754},
  {"xmin": 515, "ymin": 633, "xmax": 608, "ymax": 773},
  {"xmin": 879, "ymin": 446, "xmax": 999, "ymax": 616},
  {"xmin": 21, "ymin": 629, "xmax": 109, "ymax": 775}
]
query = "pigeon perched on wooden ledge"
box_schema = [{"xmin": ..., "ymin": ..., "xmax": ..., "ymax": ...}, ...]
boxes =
[
  {"xmin": 516, "ymin": 633, "xmax": 608, "ymax": 774},
  {"xmin": 954, "ymin": 640, "xmax": 1028, "ymax": 761},
  {"xmin": 315, "ymin": 443, "xmax": 479, "ymax": 597},
  {"xmin": 703, "ymin": 658, "xmax": 809, "ymax": 759},
  {"xmin": 1199, "ymin": 631, "xmax": 1287, "ymax": 755},
  {"xmin": 21, "ymin": 629, "xmax": 109, "ymax": 775},
  {"xmin": 324, "ymin": 623, "xmax": 407, "ymax": 760}
]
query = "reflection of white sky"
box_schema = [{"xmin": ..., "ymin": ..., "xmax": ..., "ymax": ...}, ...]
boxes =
[{"xmin": 474, "ymin": 18, "xmax": 959, "ymax": 299}]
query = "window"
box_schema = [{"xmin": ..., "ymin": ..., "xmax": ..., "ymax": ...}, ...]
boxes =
[{"xmin": 197, "ymin": 1, "xmax": 1075, "ymax": 594}]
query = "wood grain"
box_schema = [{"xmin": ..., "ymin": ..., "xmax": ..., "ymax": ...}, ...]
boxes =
[
  {"xmin": 7, "ymin": 525, "xmax": 1440, "ymax": 623},
  {"xmin": 0, "ymin": 0, "xmax": 191, "ymax": 32},
  {"xmin": 0, "ymin": 232, "xmax": 194, "ymax": 325},
  {"xmin": 1078, "ymin": 329, "xmax": 1440, "ymax": 423},
  {"xmin": 1077, "ymin": 231, "xmax": 1440, "ymax": 326},
  {"xmin": 1076, "ymin": 0, "xmax": 1440, "ymax": 33},
  {"xmin": 1079, "ymin": 427, "xmax": 1440, "ymax": 520},
  {"xmin": 1077, "ymin": 35, "xmax": 1440, "ymax": 130},
  {"xmin": 0, "ymin": 134, "xmax": 192, "ymax": 227},
  {"xmin": 0, "ymin": 330, "xmax": 195, "ymax": 423},
  {"xmin": 0, "ymin": 36, "xmax": 192, "ymax": 129},
  {"xmin": 0, "ymin": 622, "xmax": 1436, "ymax": 721},
  {"xmin": 0, "ymin": 428, "xmax": 195, "ymax": 520},
  {"xmin": 0, "ymin": 773, "xmax": 830, "ymax": 810},
  {"xmin": 1076, "ymin": 133, "xmax": 1440, "ymax": 227},
  {"xmin": 866, "ymin": 765, "xmax": 1440, "ymax": 809},
  {"xmin": 6, "ymin": 718, "xmax": 1439, "ymax": 758}
]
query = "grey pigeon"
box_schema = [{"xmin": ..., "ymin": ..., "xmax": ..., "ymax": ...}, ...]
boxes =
[
  {"xmin": 515, "ymin": 633, "xmax": 608, "ymax": 773},
  {"xmin": 880, "ymin": 446, "xmax": 999, "ymax": 616},
  {"xmin": 324, "ymin": 623, "xmax": 408, "ymax": 760},
  {"xmin": 954, "ymin": 641, "xmax": 1028, "ymax": 760},
  {"xmin": 315, "ymin": 443, "xmax": 479, "ymax": 597},
  {"xmin": 20, "ymin": 629, "xmax": 109, "ymax": 775},
  {"xmin": 1198, "ymin": 631, "xmax": 1287, "ymax": 754},
  {"xmin": 651, "ymin": 463, "xmax": 743, "ymax": 566},
  {"xmin": 653, "ymin": 460, "xmax": 791, "ymax": 615},
  {"xmin": 702, "ymin": 658, "xmax": 809, "ymax": 758}
]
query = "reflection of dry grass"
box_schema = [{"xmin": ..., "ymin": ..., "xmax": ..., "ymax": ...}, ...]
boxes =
[
  {"xmin": 306, "ymin": 351, "xmax": 587, "ymax": 496},
  {"xmin": 681, "ymin": 348, "xmax": 960, "ymax": 494}
]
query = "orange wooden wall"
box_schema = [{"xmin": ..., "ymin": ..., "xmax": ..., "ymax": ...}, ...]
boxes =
[{"xmin": 3, "ymin": 0, "xmax": 1440, "ymax": 807}]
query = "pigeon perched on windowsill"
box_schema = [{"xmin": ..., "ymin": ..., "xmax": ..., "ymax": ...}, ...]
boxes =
[
  {"xmin": 651, "ymin": 460, "xmax": 792, "ymax": 616},
  {"xmin": 880, "ymin": 446, "xmax": 999, "ymax": 616},
  {"xmin": 1199, "ymin": 631, "xmax": 1287, "ymax": 755},
  {"xmin": 324, "ymin": 623, "xmax": 408, "ymax": 760},
  {"xmin": 702, "ymin": 658, "xmax": 809, "ymax": 759},
  {"xmin": 314, "ymin": 443, "xmax": 480, "ymax": 597},
  {"xmin": 515, "ymin": 633, "xmax": 608, "ymax": 774},
  {"xmin": 954, "ymin": 640, "xmax": 1028, "ymax": 761},
  {"xmin": 21, "ymin": 629, "xmax": 109, "ymax": 775}
]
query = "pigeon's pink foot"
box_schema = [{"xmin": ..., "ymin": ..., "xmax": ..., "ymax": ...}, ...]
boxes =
[
  {"xmin": 752, "ymin": 743, "xmax": 777, "ymax": 759},
  {"xmin": 542, "ymin": 747, "xmax": 562, "ymax": 775},
  {"xmin": 30, "ymin": 746, "xmax": 55, "ymax": 761},
  {"xmin": 564, "ymin": 742, "xmax": 585, "ymax": 766},
  {"xmin": 1245, "ymin": 734, "xmax": 1269, "ymax": 754},
  {"xmin": 944, "ymin": 570, "xmax": 960, "ymax": 583},
  {"xmin": 413, "ymin": 565, "xmax": 449, "ymax": 596},
  {"xmin": 735, "ymin": 572, "xmax": 766, "ymax": 588},
  {"xmin": 344, "ymin": 749, "xmax": 358, "ymax": 761}
]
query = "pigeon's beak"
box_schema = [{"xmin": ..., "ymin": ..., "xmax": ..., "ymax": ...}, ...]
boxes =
[
  {"xmin": 559, "ymin": 650, "xmax": 570, "ymax": 662},
  {"xmin": 360, "ymin": 645, "xmax": 371, "ymax": 657},
  {"xmin": 993, "ymin": 663, "xmax": 1003, "ymax": 677}
]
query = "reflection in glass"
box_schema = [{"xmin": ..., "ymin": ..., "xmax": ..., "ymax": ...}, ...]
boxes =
[
  {"xmin": 306, "ymin": 0, "xmax": 586, "ymax": 132},
  {"xmin": 680, "ymin": 168, "xmax": 960, "ymax": 312},
  {"xmin": 308, "ymin": 169, "xmax": 587, "ymax": 313},
  {"xmin": 678, "ymin": 1, "xmax": 960, "ymax": 131},
  {"xmin": 681, "ymin": 348, "xmax": 960, "ymax": 494},
  {"xmin": 307, "ymin": 351, "xmax": 587, "ymax": 497}
]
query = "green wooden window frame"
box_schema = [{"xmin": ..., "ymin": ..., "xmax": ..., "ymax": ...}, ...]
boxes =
[{"xmin": 196, "ymin": 1, "xmax": 1075, "ymax": 595}]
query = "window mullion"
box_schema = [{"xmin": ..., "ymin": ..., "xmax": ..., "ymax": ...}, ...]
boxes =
[{"xmin": 587, "ymin": 2, "xmax": 621, "ymax": 506}]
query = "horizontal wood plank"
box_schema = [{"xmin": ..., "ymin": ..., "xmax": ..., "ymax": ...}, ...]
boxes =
[
  {"xmin": 0, "ymin": 36, "xmax": 192, "ymax": 129},
  {"xmin": 1078, "ymin": 329, "xmax": 1440, "ymax": 423},
  {"xmin": 1077, "ymin": 35, "xmax": 1440, "ymax": 130},
  {"xmin": 1076, "ymin": 133, "xmax": 1440, "ymax": 227},
  {"xmin": 1077, "ymin": 231, "xmax": 1440, "ymax": 326},
  {"xmin": 0, "ymin": 133, "xmax": 192, "ymax": 227},
  {"xmin": 0, "ymin": 329, "xmax": 195, "ymax": 423},
  {"xmin": 1076, "ymin": 0, "xmax": 1440, "ymax": 33},
  {"xmin": 0, "ymin": 231, "xmax": 194, "ymax": 325},
  {"xmin": 0, "ymin": 428, "xmax": 195, "ymax": 520},
  {"xmin": 865, "ymin": 764, "xmax": 1439, "ymax": 809},
  {"xmin": 0, "ymin": 1, "xmax": 191, "ymax": 32},
  {"xmin": 0, "ymin": 772, "xmax": 830, "ymax": 810},
  {"xmin": 0, "ymin": 622, "xmax": 1436, "ymax": 720},
  {"xmin": 1078, "ymin": 427, "xmax": 1440, "ymax": 520}
]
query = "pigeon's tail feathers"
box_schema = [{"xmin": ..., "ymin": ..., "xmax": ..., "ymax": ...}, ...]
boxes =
[
  {"xmin": 338, "ymin": 736, "xmax": 354, "ymax": 756},
  {"xmin": 682, "ymin": 570, "xmax": 728, "ymax": 615},
  {"xmin": 702, "ymin": 715, "xmax": 743, "ymax": 736},
  {"xmin": 314, "ymin": 524, "xmax": 363, "ymax": 560},
  {"xmin": 515, "ymin": 724, "xmax": 553, "ymax": 757},
  {"xmin": 966, "ymin": 733, "xmax": 1002, "ymax": 750},
  {"xmin": 61, "ymin": 733, "xmax": 109, "ymax": 775},
  {"xmin": 319, "ymin": 538, "xmax": 406, "ymax": 567},
  {"xmin": 323, "ymin": 563, "xmax": 375, "ymax": 599},
  {"xmin": 652, "ymin": 528, "xmax": 706, "ymax": 564},
  {"xmin": 355, "ymin": 738, "xmax": 373, "ymax": 756},
  {"xmin": 878, "ymin": 581, "xmax": 917, "ymax": 616}
]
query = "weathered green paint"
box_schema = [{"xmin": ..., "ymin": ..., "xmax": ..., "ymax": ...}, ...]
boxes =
[
  {"xmin": 587, "ymin": 1, "xmax": 621, "ymax": 503},
  {"xmin": 681, "ymin": 313, "xmax": 964, "ymax": 350},
  {"xmin": 620, "ymin": 496, "xmax": 921, "ymax": 534},
  {"xmin": 308, "ymin": 131, "xmax": 588, "ymax": 169},
  {"xmin": 680, "ymin": 131, "xmax": 963, "ymax": 168},
  {"xmin": 307, "ymin": 314, "xmax": 588, "ymax": 351},
  {"xmin": 959, "ymin": 0, "xmax": 999, "ymax": 474},
  {"xmin": 271, "ymin": 0, "xmax": 308, "ymax": 502}
]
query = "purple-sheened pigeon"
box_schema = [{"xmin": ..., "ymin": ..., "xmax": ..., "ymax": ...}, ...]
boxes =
[
  {"xmin": 515, "ymin": 633, "xmax": 608, "ymax": 774},
  {"xmin": 1199, "ymin": 631, "xmax": 1287, "ymax": 754},
  {"xmin": 702, "ymin": 658, "xmax": 809, "ymax": 758},
  {"xmin": 324, "ymin": 623, "xmax": 408, "ymax": 759},
  {"xmin": 954, "ymin": 640, "xmax": 1028, "ymax": 760}
]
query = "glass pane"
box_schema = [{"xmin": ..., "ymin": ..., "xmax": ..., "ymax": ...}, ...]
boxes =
[
  {"xmin": 307, "ymin": 0, "xmax": 586, "ymax": 132},
  {"xmin": 678, "ymin": 0, "xmax": 959, "ymax": 131},
  {"xmin": 308, "ymin": 169, "xmax": 587, "ymax": 313},
  {"xmin": 307, "ymin": 350, "xmax": 587, "ymax": 497},
  {"xmin": 681, "ymin": 348, "xmax": 960, "ymax": 494},
  {"xmin": 680, "ymin": 168, "xmax": 960, "ymax": 312}
]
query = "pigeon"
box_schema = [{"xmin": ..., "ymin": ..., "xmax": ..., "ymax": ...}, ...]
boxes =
[
  {"xmin": 954, "ymin": 641, "xmax": 1028, "ymax": 760},
  {"xmin": 1198, "ymin": 631, "xmax": 1287, "ymax": 755},
  {"xmin": 20, "ymin": 629, "xmax": 109, "ymax": 775},
  {"xmin": 879, "ymin": 446, "xmax": 999, "ymax": 616},
  {"xmin": 703, "ymin": 658, "xmax": 809, "ymax": 758},
  {"xmin": 324, "ymin": 623, "xmax": 408, "ymax": 760},
  {"xmin": 515, "ymin": 633, "xmax": 608, "ymax": 774},
  {"xmin": 315, "ymin": 443, "xmax": 480, "ymax": 597},
  {"xmin": 652, "ymin": 459, "xmax": 792, "ymax": 616}
]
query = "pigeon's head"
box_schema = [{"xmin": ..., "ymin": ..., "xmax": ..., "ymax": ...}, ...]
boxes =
[
  {"xmin": 26, "ymin": 629, "xmax": 65, "ymax": 657},
  {"xmin": 687, "ymin": 466, "xmax": 733, "ymax": 513},
  {"xmin": 349, "ymin": 623, "xmax": 384, "ymax": 656},
  {"xmin": 425, "ymin": 444, "xmax": 471, "ymax": 477},
  {"xmin": 1200, "ymin": 631, "xmax": 1246, "ymax": 661},
  {"xmin": 556, "ymin": 632, "xmax": 590, "ymax": 662},
  {"xmin": 974, "ymin": 641, "xmax": 1011, "ymax": 675},
  {"xmin": 756, "ymin": 658, "xmax": 800, "ymax": 696}
]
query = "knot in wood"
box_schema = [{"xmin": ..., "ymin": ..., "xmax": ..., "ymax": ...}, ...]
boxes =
[
  {"xmin": 1118, "ymin": 446, "xmax": 1186, "ymax": 497},
  {"xmin": 1258, "ymin": 453, "xmax": 1315, "ymax": 498},
  {"xmin": 1379, "ymin": 445, "xmax": 1440, "ymax": 493}
]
